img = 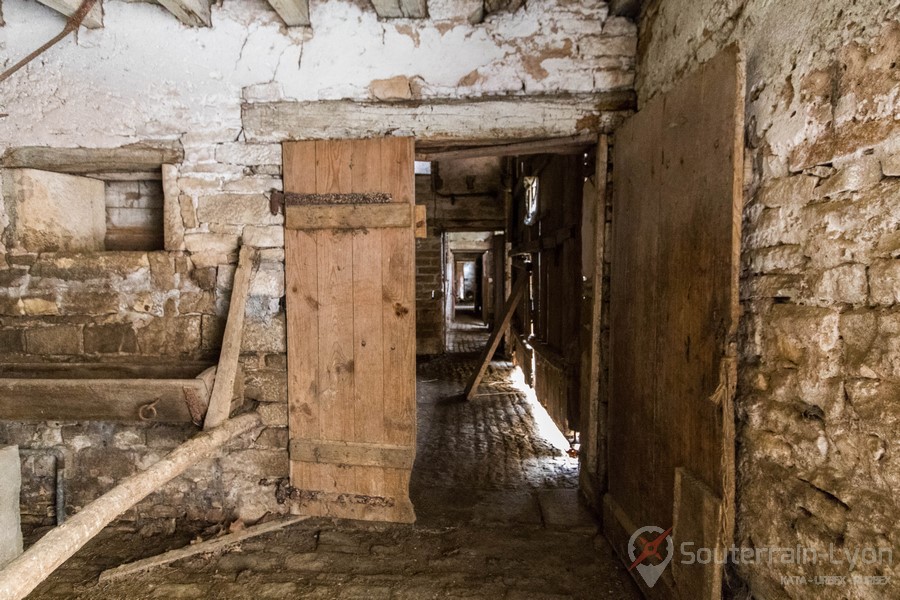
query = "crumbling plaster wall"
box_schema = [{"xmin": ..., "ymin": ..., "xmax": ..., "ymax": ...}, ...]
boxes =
[
  {"xmin": 0, "ymin": 0, "xmax": 634, "ymax": 526},
  {"xmin": 637, "ymin": 1, "xmax": 900, "ymax": 598}
]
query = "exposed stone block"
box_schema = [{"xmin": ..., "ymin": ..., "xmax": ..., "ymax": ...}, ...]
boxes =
[
  {"xmin": 215, "ymin": 143, "xmax": 282, "ymax": 166},
  {"xmin": 184, "ymin": 233, "xmax": 241, "ymax": 254},
  {"xmin": 253, "ymin": 427, "xmax": 289, "ymax": 449},
  {"xmin": 83, "ymin": 324, "xmax": 138, "ymax": 354},
  {"xmin": 135, "ymin": 316, "xmax": 201, "ymax": 355},
  {"xmin": 882, "ymin": 154, "xmax": 900, "ymax": 177},
  {"xmin": 814, "ymin": 156, "xmax": 883, "ymax": 198},
  {"xmin": 369, "ymin": 76, "xmax": 413, "ymax": 101},
  {"xmin": 26, "ymin": 325, "xmax": 83, "ymax": 355},
  {"xmin": 257, "ymin": 402, "xmax": 288, "ymax": 427},
  {"xmin": 201, "ymin": 314, "xmax": 225, "ymax": 350},
  {"xmin": 21, "ymin": 297, "xmax": 58, "ymax": 316},
  {"xmin": 30, "ymin": 252, "xmax": 150, "ymax": 281},
  {"xmin": 196, "ymin": 194, "xmax": 282, "ymax": 227},
  {"xmin": 2, "ymin": 169, "xmax": 106, "ymax": 253},
  {"xmin": 244, "ymin": 369, "xmax": 288, "ymax": 403},
  {"xmin": 0, "ymin": 329, "xmax": 25, "ymax": 353},
  {"xmin": 868, "ymin": 259, "xmax": 900, "ymax": 305},
  {"xmin": 59, "ymin": 291, "xmax": 121, "ymax": 316},
  {"xmin": 188, "ymin": 266, "xmax": 217, "ymax": 291},
  {"xmin": 763, "ymin": 304, "xmax": 840, "ymax": 370},
  {"xmin": 249, "ymin": 265, "xmax": 285, "ymax": 298},
  {"xmin": 179, "ymin": 195, "xmax": 200, "ymax": 229},
  {"xmin": 811, "ymin": 264, "xmax": 868, "ymax": 305},
  {"xmin": 242, "ymin": 225, "xmax": 284, "ymax": 248},
  {"xmin": 178, "ymin": 291, "xmax": 217, "ymax": 315},
  {"xmin": 242, "ymin": 314, "xmax": 286, "ymax": 353},
  {"xmin": 756, "ymin": 175, "xmax": 817, "ymax": 208},
  {"xmin": 162, "ymin": 164, "xmax": 186, "ymax": 251}
]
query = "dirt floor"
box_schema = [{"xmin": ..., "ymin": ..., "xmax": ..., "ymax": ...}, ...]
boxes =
[{"xmin": 23, "ymin": 335, "xmax": 641, "ymax": 599}]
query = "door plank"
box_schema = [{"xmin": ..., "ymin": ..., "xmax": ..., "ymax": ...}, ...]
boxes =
[
  {"xmin": 314, "ymin": 139, "xmax": 356, "ymax": 493},
  {"xmin": 284, "ymin": 141, "xmax": 320, "ymax": 490},
  {"xmin": 604, "ymin": 46, "xmax": 742, "ymax": 600},
  {"xmin": 351, "ymin": 138, "xmax": 387, "ymax": 496},
  {"xmin": 381, "ymin": 137, "xmax": 415, "ymax": 448}
]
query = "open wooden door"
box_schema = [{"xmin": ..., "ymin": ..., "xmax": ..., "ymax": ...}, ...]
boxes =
[
  {"xmin": 283, "ymin": 138, "xmax": 416, "ymax": 523},
  {"xmin": 604, "ymin": 47, "xmax": 744, "ymax": 598}
]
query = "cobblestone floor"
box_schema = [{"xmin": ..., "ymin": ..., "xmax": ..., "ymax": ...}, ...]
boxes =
[
  {"xmin": 25, "ymin": 354, "xmax": 640, "ymax": 600},
  {"xmin": 445, "ymin": 312, "xmax": 490, "ymax": 354}
]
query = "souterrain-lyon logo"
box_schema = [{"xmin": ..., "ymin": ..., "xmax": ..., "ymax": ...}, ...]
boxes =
[{"xmin": 628, "ymin": 526, "xmax": 674, "ymax": 588}]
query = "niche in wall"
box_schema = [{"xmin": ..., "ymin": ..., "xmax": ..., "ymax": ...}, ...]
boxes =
[{"xmin": 1, "ymin": 168, "xmax": 164, "ymax": 253}]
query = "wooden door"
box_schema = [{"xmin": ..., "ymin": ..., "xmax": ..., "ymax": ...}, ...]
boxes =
[
  {"xmin": 283, "ymin": 138, "xmax": 416, "ymax": 523},
  {"xmin": 604, "ymin": 46, "xmax": 744, "ymax": 599}
]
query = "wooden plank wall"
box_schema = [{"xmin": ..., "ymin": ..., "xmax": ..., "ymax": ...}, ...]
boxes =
[
  {"xmin": 508, "ymin": 154, "xmax": 584, "ymax": 433},
  {"xmin": 284, "ymin": 138, "xmax": 416, "ymax": 523},
  {"xmin": 604, "ymin": 46, "xmax": 743, "ymax": 599}
]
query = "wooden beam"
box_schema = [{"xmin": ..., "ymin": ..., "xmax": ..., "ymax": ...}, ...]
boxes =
[
  {"xmin": 417, "ymin": 133, "xmax": 596, "ymax": 161},
  {"xmin": 0, "ymin": 378, "xmax": 210, "ymax": 424},
  {"xmin": 285, "ymin": 203, "xmax": 412, "ymax": 230},
  {"xmin": 157, "ymin": 0, "xmax": 211, "ymax": 27},
  {"xmin": 266, "ymin": 0, "xmax": 309, "ymax": 26},
  {"xmin": 241, "ymin": 91, "xmax": 635, "ymax": 144},
  {"xmin": 290, "ymin": 440, "xmax": 415, "ymax": 469},
  {"xmin": 0, "ymin": 412, "xmax": 262, "ymax": 600},
  {"xmin": 203, "ymin": 246, "xmax": 258, "ymax": 430},
  {"xmin": 463, "ymin": 272, "xmax": 529, "ymax": 400},
  {"xmin": 34, "ymin": 0, "xmax": 103, "ymax": 28},
  {"xmin": 1, "ymin": 142, "xmax": 184, "ymax": 174},
  {"xmin": 99, "ymin": 516, "xmax": 308, "ymax": 582},
  {"xmin": 370, "ymin": 0, "xmax": 427, "ymax": 18}
]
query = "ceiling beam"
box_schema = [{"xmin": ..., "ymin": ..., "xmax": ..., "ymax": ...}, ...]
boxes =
[
  {"xmin": 266, "ymin": 0, "xmax": 310, "ymax": 26},
  {"xmin": 157, "ymin": 0, "xmax": 211, "ymax": 27},
  {"xmin": 416, "ymin": 133, "xmax": 598, "ymax": 162},
  {"xmin": 35, "ymin": 0, "xmax": 103, "ymax": 28},
  {"xmin": 370, "ymin": 0, "xmax": 427, "ymax": 19}
]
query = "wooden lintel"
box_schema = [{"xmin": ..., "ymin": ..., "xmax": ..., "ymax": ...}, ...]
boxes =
[
  {"xmin": 0, "ymin": 378, "xmax": 208, "ymax": 423},
  {"xmin": 285, "ymin": 203, "xmax": 413, "ymax": 230},
  {"xmin": 290, "ymin": 440, "xmax": 415, "ymax": 469},
  {"xmin": 1, "ymin": 142, "xmax": 184, "ymax": 174},
  {"xmin": 242, "ymin": 91, "xmax": 635, "ymax": 143},
  {"xmin": 417, "ymin": 133, "xmax": 596, "ymax": 162},
  {"xmin": 35, "ymin": 0, "xmax": 103, "ymax": 28},
  {"xmin": 157, "ymin": 0, "xmax": 211, "ymax": 27},
  {"xmin": 370, "ymin": 0, "xmax": 427, "ymax": 18},
  {"xmin": 266, "ymin": 0, "xmax": 310, "ymax": 26}
]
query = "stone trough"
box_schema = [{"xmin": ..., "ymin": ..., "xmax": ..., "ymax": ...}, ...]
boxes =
[{"xmin": 0, "ymin": 361, "xmax": 217, "ymax": 425}]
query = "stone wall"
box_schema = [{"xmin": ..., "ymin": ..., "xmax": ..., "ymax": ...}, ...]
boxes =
[
  {"xmin": 637, "ymin": 1, "xmax": 900, "ymax": 597},
  {"xmin": 0, "ymin": 0, "xmax": 632, "ymax": 528}
]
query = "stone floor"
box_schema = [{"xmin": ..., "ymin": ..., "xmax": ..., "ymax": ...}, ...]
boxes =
[
  {"xmin": 25, "ymin": 354, "xmax": 641, "ymax": 600},
  {"xmin": 445, "ymin": 311, "xmax": 490, "ymax": 354}
]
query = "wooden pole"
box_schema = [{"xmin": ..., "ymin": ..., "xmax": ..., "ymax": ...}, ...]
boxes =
[
  {"xmin": 204, "ymin": 246, "xmax": 259, "ymax": 430},
  {"xmin": 463, "ymin": 272, "xmax": 530, "ymax": 400},
  {"xmin": 0, "ymin": 412, "xmax": 261, "ymax": 600}
]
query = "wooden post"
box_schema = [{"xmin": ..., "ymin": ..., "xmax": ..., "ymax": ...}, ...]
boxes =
[
  {"xmin": 463, "ymin": 272, "xmax": 529, "ymax": 400},
  {"xmin": 0, "ymin": 412, "xmax": 261, "ymax": 600},
  {"xmin": 204, "ymin": 246, "xmax": 258, "ymax": 430}
]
